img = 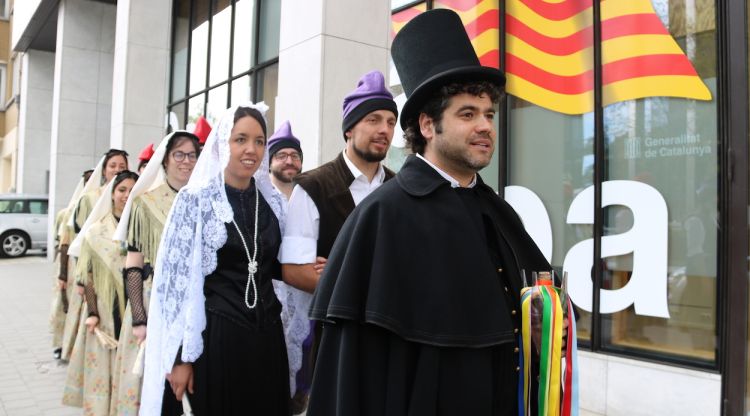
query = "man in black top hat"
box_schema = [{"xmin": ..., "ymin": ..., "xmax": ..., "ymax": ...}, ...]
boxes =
[{"xmin": 307, "ymin": 9, "xmax": 553, "ymax": 416}]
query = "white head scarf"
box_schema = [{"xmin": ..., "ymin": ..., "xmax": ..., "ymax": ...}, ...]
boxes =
[
  {"xmin": 67, "ymin": 156, "xmax": 106, "ymax": 229},
  {"xmin": 68, "ymin": 177, "xmax": 116, "ymax": 257},
  {"xmin": 112, "ymin": 131, "xmax": 195, "ymax": 242},
  {"xmin": 141, "ymin": 103, "xmax": 288, "ymax": 414},
  {"xmin": 57, "ymin": 177, "xmax": 85, "ymax": 237}
]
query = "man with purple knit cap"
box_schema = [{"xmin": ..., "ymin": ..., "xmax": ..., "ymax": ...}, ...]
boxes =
[
  {"xmin": 267, "ymin": 120, "xmax": 303, "ymax": 200},
  {"xmin": 278, "ymin": 70, "xmax": 397, "ymax": 414}
]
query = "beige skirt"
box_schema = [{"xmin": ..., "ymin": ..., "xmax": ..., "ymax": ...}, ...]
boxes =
[{"xmin": 62, "ymin": 300, "xmax": 117, "ymax": 415}]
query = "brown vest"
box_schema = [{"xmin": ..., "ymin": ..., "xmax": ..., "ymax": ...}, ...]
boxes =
[{"xmin": 294, "ymin": 152, "xmax": 395, "ymax": 258}]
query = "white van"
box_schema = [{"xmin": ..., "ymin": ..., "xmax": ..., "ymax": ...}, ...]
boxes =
[{"xmin": 0, "ymin": 194, "xmax": 48, "ymax": 258}]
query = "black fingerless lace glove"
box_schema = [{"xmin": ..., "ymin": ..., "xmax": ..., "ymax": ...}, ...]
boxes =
[
  {"xmin": 125, "ymin": 267, "xmax": 147, "ymax": 326},
  {"xmin": 84, "ymin": 278, "xmax": 99, "ymax": 317}
]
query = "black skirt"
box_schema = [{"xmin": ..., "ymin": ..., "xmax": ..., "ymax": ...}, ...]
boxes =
[{"xmin": 162, "ymin": 311, "xmax": 291, "ymax": 416}]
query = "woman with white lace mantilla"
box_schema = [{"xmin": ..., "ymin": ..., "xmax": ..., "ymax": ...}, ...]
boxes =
[{"xmin": 140, "ymin": 103, "xmax": 291, "ymax": 415}]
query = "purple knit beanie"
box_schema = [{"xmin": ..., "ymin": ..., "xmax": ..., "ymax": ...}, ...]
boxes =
[
  {"xmin": 267, "ymin": 120, "xmax": 302, "ymax": 159},
  {"xmin": 341, "ymin": 70, "xmax": 398, "ymax": 138}
]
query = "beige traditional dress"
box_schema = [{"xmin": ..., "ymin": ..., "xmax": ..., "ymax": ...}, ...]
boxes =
[
  {"xmin": 62, "ymin": 214, "xmax": 126, "ymax": 415},
  {"xmin": 110, "ymin": 183, "xmax": 176, "ymax": 415},
  {"xmin": 60, "ymin": 187, "xmax": 103, "ymax": 360},
  {"xmin": 49, "ymin": 208, "xmax": 70, "ymax": 350}
]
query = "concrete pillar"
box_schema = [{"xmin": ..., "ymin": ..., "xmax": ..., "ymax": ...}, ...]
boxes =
[
  {"xmin": 48, "ymin": 0, "xmax": 116, "ymax": 251},
  {"xmin": 17, "ymin": 50, "xmax": 54, "ymax": 195},
  {"xmin": 110, "ymin": 0, "xmax": 171, "ymax": 155},
  {"xmin": 275, "ymin": 0, "xmax": 392, "ymax": 170}
]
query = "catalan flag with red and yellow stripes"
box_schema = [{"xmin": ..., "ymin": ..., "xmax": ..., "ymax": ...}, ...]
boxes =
[
  {"xmin": 392, "ymin": 0, "xmax": 712, "ymax": 115},
  {"xmin": 392, "ymin": 0, "xmax": 500, "ymax": 68},
  {"xmin": 508, "ymin": 0, "xmax": 712, "ymax": 114}
]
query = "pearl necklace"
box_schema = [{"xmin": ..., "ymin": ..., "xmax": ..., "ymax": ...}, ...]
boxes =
[{"xmin": 231, "ymin": 185, "xmax": 259, "ymax": 309}]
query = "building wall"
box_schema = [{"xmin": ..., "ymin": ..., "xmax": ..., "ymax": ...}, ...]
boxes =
[
  {"xmin": 48, "ymin": 0, "xmax": 116, "ymax": 247},
  {"xmin": 17, "ymin": 50, "xmax": 53, "ymax": 194}
]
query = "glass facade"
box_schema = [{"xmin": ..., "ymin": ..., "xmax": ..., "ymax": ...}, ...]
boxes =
[
  {"xmin": 393, "ymin": 0, "xmax": 721, "ymax": 368},
  {"xmin": 169, "ymin": 0, "xmax": 281, "ymax": 132}
]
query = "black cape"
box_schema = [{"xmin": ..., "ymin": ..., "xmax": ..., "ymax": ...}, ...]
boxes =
[{"xmin": 308, "ymin": 156, "xmax": 550, "ymax": 416}]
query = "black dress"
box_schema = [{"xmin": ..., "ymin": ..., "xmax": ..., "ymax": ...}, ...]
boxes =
[{"xmin": 163, "ymin": 182, "xmax": 291, "ymax": 416}]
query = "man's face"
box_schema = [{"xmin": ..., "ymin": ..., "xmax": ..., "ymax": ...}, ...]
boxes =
[
  {"xmin": 270, "ymin": 147, "xmax": 302, "ymax": 183},
  {"xmin": 423, "ymin": 92, "xmax": 496, "ymax": 174},
  {"xmin": 346, "ymin": 109, "xmax": 396, "ymax": 163}
]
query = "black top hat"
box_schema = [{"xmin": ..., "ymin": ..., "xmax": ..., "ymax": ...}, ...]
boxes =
[{"xmin": 391, "ymin": 9, "xmax": 506, "ymax": 129}]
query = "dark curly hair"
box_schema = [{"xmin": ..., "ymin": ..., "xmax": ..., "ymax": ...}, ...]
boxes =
[{"xmin": 403, "ymin": 81, "xmax": 502, "ymax": 155}]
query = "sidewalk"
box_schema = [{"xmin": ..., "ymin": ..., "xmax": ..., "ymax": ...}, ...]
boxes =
[{"xmin": 0, "ymin": 254, "xmax": 78, "ymax": 416}]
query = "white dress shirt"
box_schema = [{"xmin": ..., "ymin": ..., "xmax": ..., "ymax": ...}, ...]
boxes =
[
  {"xmin": 416, "ymin": 153, "xmax": 477, "ymax": 188},
  {"xmin": 278, "ymin": 150, "xmax": 387, "ymax": 264}
]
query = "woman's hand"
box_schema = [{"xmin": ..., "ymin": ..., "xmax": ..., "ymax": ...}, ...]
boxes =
[
  {"xmin": 132, "ymin": 324, "xmax": 147, "ymax": 344},
  {"xmin": 76, "ymin": 285, "xmax": 85, "ymax": 296},
  {"xmin": 167, "ymin": 363, "xmax": 194, "ymax": 401},
  {"xmin": 85, "ymin": 316, "xmax": 99, "ymax": 333}
]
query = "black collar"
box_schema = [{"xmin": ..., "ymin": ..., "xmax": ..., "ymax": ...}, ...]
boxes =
[{"xmin": 396, "ymin": 155, "xmax": 488, "ymax": 197}]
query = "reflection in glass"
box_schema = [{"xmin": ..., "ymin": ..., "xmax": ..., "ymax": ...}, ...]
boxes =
[
  {"xmin": 209, "ymin": 0, "xmax": 232, "ymax": 86},
  {"xmin": 187, "ymin": 95, "xmax": 206, "ymax": 132},
  {"xmin": 171, "ymin": 0, "xmax": 190, "ymax": 102},
  {"xmin": 230, "ymin": 75, "xmax": 253, "ymax": 108},
  {"xmin": 600, "ymin": 0, "xmax": 717, "ymax": 364},
  {"xmin": 508, "ymin": 98, "xmax": 595, "ymax": 342},
  {"xmin": 233, "ymin": 0, "xmax": 256, "ymax": 75},
  {"xmin": 207, "ymin": 85, "xmax": 229, "ymax": 127},
  {"xmin": 257, "ymin": 64, "xmax": 278, "ymax": 132},
  {"xmin": 168, "ymin": 101, "xmax": 187, "ymax": 132},
  {"xmin": 391, "ymin": 0, "xmax": 418, "ymax": 9},
  {"xmin": 189, "ymin": 0, "xmax": 210, "ymax": 94},
  {"xmin": 258, "ymin": 0, "xmax": 281, "ymax": 63}
]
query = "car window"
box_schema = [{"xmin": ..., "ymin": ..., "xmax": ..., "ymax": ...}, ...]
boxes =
[
  {"xmin": 29, "ymin": 200, "xmax": 48, "ymax": 214},
  {"xmin": 1, "ymin": 200, "xmax": 26, "ymax": 213}
]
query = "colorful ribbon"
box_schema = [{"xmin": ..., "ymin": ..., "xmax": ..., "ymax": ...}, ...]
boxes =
[{"xmin": 518, "ymin": 278, "xmax": 578, "ymax": 416}]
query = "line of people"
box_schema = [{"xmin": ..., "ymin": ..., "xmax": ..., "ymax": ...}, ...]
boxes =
[{"xmin": 47, "ymin": 9, "xmax": 556, "ymax": 416}]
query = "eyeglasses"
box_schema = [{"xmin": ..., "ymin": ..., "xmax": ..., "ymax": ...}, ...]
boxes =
[
  {"xmin": 172, "ymin": 151, "xmax": 198, "ymax": 162},
  {"xmin": 273, "ymin": 152, "xmax": 301, "ymax": 162}
]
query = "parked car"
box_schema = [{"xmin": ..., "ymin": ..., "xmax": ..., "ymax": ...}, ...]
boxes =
[{"xmin": 0, "ymin": 194, "xmax": 48, "ymax": 258}]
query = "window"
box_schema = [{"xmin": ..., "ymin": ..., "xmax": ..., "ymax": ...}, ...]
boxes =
[
  {"xmin": 0, "ymin": 64, "xmax": 6, "ymax": 109},
  {"xmin": 507, "ymin": 0, "xmax": 718, "ymax": 367},
  {"xmin": 169, "ymin": 0, "xmax": 281, "ymax": 133},
  {"xmin": 393, "ymin": 0, "xmax": 720, "ymax": 369},
  {"xmin": 0, "ymin": 0, "xmax": 7, "ymax": 20},
  {"xmin": 28, "ymin": 200, "xmax": 48, "ymax": 215}
]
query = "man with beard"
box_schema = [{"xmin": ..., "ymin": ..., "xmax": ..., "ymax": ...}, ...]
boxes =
[
  {"xmin": 278, "ymin": 70, "xmax": 397, "ymax": 414},
  {"xmin": 280, "ymin": 69, "xmax": 398, "ymax": 292},
  {"xmin": 267, "ymin": 121, "xmax": 303, "ymax": 200},
  {"xmin": 306, "ymin": 9, "xmax": 553, "ymax": 416}
]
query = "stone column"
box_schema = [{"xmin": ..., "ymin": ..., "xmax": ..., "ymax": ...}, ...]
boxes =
[
  {"xmin": 274, "ymin": 0, "xmax": 392, "ymax": 169},
  {"xmin": 109, "ymin": 0, "xmax": 171, "ymax": 155},
  {"xmin": 48, "ymin": 0, "xmax": 116, "ymax": 252},
  {"xmin": 17, "ymin": 50, "xmax": 54, "ymax": 195}
]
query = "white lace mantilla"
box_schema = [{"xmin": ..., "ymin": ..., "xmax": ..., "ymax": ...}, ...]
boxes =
[{"xmin": 140, "ymin": 102, "xmax": 311, "ymax": 415}]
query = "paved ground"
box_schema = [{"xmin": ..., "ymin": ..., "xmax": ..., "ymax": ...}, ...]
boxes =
[{"xmin": 0, "ymin": 254, "xmax": 78, "ymax": 416}]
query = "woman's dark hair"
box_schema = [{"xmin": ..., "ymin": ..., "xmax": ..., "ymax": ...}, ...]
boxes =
[
  {"xmin": 111, "ymin": 170, "xmax": 139, "ymax": 192},
  {"xmin": 162, "ymin": 132, "xmax": 201, "ymax": 168},
  {"xmin": 403, "ymin": 81, "xmax": 502, "ymax": 155},
  {"xmin": 102, "ymin": 148, "xmax": 130, "ymax": 170},
  {"xmin": 234, "ymin": 107, "xmax": 267, "ymax": 138}
]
